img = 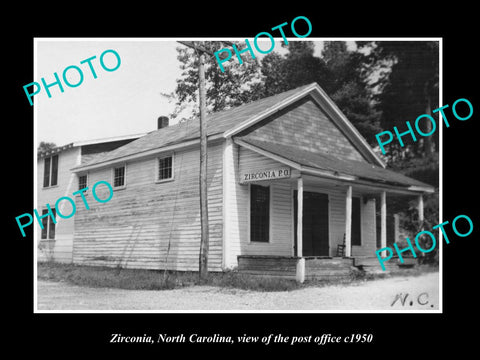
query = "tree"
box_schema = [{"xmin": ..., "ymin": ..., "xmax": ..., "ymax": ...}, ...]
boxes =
[
  {"xmin": 172, "ymin": 41, "xmax": 263, "ymax": 121},
  {"xmin": 322, "ymin": 42, "xmax": 381, "ymax": 144},
  {"xmin": 261, "ymin": 41, "xmax": 332, "ymax": 96},
  {"xmin": 359, "ymin": 41, "xmax": 439, "ymax": 265},
  {"xmin": 359, "ymin": 41, "xmax": 439, "ymax": 162},
  {"xmin": 38, "ymin": 141, "xmax": 56, "ymax": 152}
]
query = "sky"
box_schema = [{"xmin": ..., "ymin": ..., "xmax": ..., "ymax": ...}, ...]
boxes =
[
  {"xmin": 36, "ymin": 39, "xmax": 182, "ymax": 146},
  {"xmin": 34, "ymin": 38, "xmax": 329, "ymax": 147}
]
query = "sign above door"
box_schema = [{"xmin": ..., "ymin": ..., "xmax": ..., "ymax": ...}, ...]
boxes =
[{"xmin": 240, "ymin": 167, "xmax": 291, "ymax": 184}]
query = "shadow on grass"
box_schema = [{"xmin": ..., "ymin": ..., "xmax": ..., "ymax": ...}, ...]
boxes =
[{"xmin": 37, "ymin": 262, "xmax": 438, "ymax": 292}]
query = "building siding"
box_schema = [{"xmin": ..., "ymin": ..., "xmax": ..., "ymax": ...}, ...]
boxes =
[
  {"xmin": 236, "ymin": 148, "xmax": 294, "ymax": 258},
  {"xmin": 73, "ymin": 142, "xmax": 224, "ymax": 272},
  {"xmin": 239, "ymin": 96, "xmax": 368, "ymax": 163}
]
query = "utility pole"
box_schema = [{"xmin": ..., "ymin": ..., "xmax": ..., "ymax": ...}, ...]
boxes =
[
  {"xmin": 177, "ymin": 40, "xmax": 233, "ymax": 279},
  {"xmin": 197, "ymin": 49, "xmax": 209, "ymax": 280},
  {"xmin": 177, "ymin": 41, "xmax": 211, "ymax": 280}
]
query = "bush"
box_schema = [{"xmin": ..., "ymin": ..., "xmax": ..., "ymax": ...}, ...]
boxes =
[{"xmin": 400, "ymin": 192, "xmax": 439, "ymax": 265}]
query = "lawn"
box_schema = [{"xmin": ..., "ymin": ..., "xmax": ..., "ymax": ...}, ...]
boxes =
[{"xmin": 37, "ymin": 261, "xmax": 438, "ymax": 292}]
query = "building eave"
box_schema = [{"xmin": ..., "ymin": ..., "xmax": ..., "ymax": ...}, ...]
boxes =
[
  {"xmin": 37, "ymin": 132, "xmax": 147, "ymax": 159},
  {"xmin": 234, "ymin": 138, "xmax": 435, "ymax": 195},
  {"xmin": 71, "ymin": 134, "xmax": 224, "ymax": 173},
  {"xmin": 71, "ymin": 132, "xmax": 148, "ymax": 147}
]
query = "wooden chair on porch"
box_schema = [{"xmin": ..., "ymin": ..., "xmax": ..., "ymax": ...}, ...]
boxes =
[{"xmin": 336, "ymin": 233, "xmax": 346, "ymax": 257}]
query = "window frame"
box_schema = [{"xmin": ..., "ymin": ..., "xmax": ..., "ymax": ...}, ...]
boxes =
[
  {"xmin": 77, "ymin": 173, "xmax": 88, "ymax": 191},
  {"xmin": 51, "ymin": 154, "xmax": 58, "ymax": 186},
  {"xmin": 40, "ymin": 208, "xmax": 56, "ymax": 240},
  {"xmin": 155, "ymin": 153, "xmax": 175, "ymax": 183},
  {"xmin": 43, "ymin": 157, "xmax": 50, "ymax": 188},
  {"xmin": 248, "ymin": 183, "xmax": 271, "ymax": 243},
  {"xmin": 42, "ymin": 154, "xmax": 59, "ymax": 188},
  {"xmin": 112, "ymin": 163, "xmax": 127, "ymax": 190}
]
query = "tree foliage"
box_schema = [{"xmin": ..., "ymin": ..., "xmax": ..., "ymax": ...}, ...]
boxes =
[
  {"xmin": 172, "ymin": 41, "xmax": 263, "ymax": 121},
  {"xmin": 322, "ymin": 42, "xmax": 381, "ymax": 144},
  {"xmin": 261, "ymin": 42, "xmax": 331, "ymax": 96},
  {"xmin": 172, "ymin": 40, "xmax": 381, "ymax": 145},
  {"xmin": 38, "ymin": 141, "xmax": 56, "ymax": 152},
  {"xmin": 359, "ymin": 41, "xmax": 439, "ymax": 163}
]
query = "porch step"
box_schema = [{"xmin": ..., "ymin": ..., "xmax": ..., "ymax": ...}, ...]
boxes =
[
  {"xmin": 305, "ymin": 257, "xmax": 354, "ymax": 268},
  {"xmin": 237, "ymin": 256, "xmax": 357, "ymax": 282},
  {"xmin": 237, "ymin": 256, "xmax": 297, "ymax": 278},
  {"xmin": 354, "ymin": 257, "xmax": 417, "ymax": 274},
  {"xmin": 304, "ymin": 257, "xmax": 356, "ymax": 281}
]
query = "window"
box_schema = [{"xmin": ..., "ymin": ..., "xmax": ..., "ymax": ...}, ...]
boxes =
[
  {"xmin": 51, "ymin": 155, "xmax": 58, "ymax": 186},
  {"xmin": 157, "ymin": 155, "xmax": 173, "ymax": 181},
  {"xmin": 113, "ymin": 165, "xmax": 125, "ymax": 188},
  {"xmin": 40, "ymin": 208, "xmax": 56, "ymax": 240},
  {"xmin": 352, "ymin": 197, "xmax": 361, "ymax": 246},
  {"xmin": 250, "ymin": 184, "xmax": 270, "ymax": 242},
  {"xmin": 78, "ymin": 174, "xmax": 88, "ymax": 190},
  {"xmin": 43, "ymin": 155, "xmax": 58, "ymax": 187}
]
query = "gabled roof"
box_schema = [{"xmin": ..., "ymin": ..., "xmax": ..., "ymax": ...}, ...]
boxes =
[
  {"xmin": 73, "ymin": 83, "xmax": 384, "ymax": 172},
  {"xmin": 235, "ymin": 137, "xmax": 435, "ymax": 193}
]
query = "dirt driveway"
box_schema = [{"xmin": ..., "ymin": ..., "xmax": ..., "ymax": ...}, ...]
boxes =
[{"xmin": 36, "ymin": 272, "xmax": 439, "ymax": 311}]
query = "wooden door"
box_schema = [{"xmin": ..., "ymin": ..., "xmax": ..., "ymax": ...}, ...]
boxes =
[{"xmin": 294, "ymin": 191, "xmax": 329, "ymax": 256}]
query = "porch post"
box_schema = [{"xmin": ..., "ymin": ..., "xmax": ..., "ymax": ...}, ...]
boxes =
[
  {"xmin": 417, "ymin": 194, "xmax": 425, "ymax": 259},
  {"xmin": 381, "ymin": 191, "xmax": 387, "ymax": 257},
  {"xmin": 418, "ymin": 194, "xmax": 424, "ymax": 223},
  {"xmin": 297, "ymin": 177, "xmax": 303, "ymax": 257},
  {"xmin": 394, "ymin": 213, "xmax": 400, "ymax": 243},
  {"xmin": 296, "ymin": 258, "xmax": 305, "ymax": 283},
  {"xmin": 345, "ymin": 185, "xmax": 352, "ymax": 257}
]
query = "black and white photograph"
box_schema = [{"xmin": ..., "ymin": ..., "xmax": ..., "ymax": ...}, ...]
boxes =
[
  {"xmin": 33, "ymin": 38, "xmax": 440, "ymax": 312},
  {"xmin": 7, "ymin": 8, "xmax": 478, "ymax": 356}
]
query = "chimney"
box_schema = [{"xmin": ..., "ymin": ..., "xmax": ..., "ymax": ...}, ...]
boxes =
[{"xmin": 157, "ymin": 116, "xmax": 169, "ymax": 129}]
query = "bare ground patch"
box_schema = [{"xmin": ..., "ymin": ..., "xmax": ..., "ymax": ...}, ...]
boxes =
[{"xmin": 37, "ymin": 271, "xmax": 439, "ymax": 311}]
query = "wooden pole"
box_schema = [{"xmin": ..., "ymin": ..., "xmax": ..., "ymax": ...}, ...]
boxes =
[
  {"xmin": 345, "ymin": 186, "xmax": 352, "ymax": 258},
  {"xmin": 176, "ymin": 40, "xmax": 236, "ymax": 279},
  {"xmin": 418, "ymin": 194, "xmax": 424, "ymax": 223},
  {"xmin": 198, "ymin": 50, "xmax": 209, "ymax": 280},
  {"xmin": 380, "ymin": 191, "xmax": 387, "ymax": 257},
  {"xmin": 296, "ymin": 177, "xmax": 303, "ymax": 257}
]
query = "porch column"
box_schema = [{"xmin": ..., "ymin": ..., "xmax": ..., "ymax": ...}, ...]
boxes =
[
  {"xmin": 297, "ymin": 177, "xmax": 303, "ymax": 257},
  {"xmin": 394, "ymin": 213, "xmax": 400, "ymax": 243},
  {"xmin": 345, "ymin": 186, "xmax": 352, "ymax": 258},
  {"xmin": 418, "ymin": 194, "xmax": 424, "ymax": 223},
  {"xmin": 380, "ymin": 191, "xmax": 387, "ymax": 257}
]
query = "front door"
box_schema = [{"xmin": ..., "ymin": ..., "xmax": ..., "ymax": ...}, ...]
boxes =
[{"xmin": 294, "ymin": 191, "xmax": 329, "ymax": 256}]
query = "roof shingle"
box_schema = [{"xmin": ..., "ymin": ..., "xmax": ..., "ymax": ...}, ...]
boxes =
[{"xmin": 238, "ymin": 137, "xmax": 434, "ymax": 189}]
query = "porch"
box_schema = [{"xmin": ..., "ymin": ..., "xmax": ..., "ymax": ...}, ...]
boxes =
[
  {"xmin": 229, "ymin": 138, "xmax": 434, "ymax": 282},
  {"xmin": 237, "ymin": 255, "xmax": 418, "ymax": 282},
  {"xmin": 234, "ymin": 171, "xmax": 428, "ymax": 282}
]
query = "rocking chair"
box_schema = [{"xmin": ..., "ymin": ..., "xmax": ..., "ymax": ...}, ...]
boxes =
[{"xmin": 336, "ymin": 234, "xmax": 346, "ymax": 257}]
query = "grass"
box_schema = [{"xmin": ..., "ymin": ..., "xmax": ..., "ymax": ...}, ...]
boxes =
[
  {"xmin": 37, "ymin": 261, "xmax": 438, "ymax": 292},
  {"xmin": 37, "ymin": 262, "xmax": 301, "ymax": 292}
]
